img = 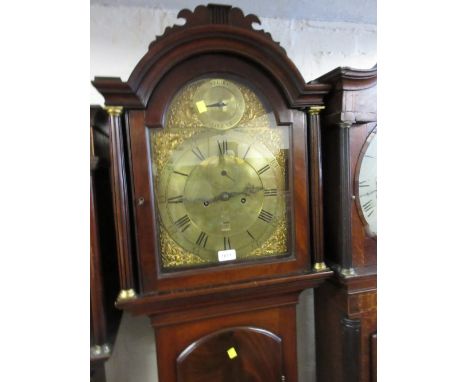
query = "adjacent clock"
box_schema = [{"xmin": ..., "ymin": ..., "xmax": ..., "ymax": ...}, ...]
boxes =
[
  {"xmin": 151, "ymin": 78, "xmax": 291, "ymax": 270},
  {"xmin": 355, "ymin": 129, "xmax": 377, "ymax": 237},
  {"xmin": 315, "ymin": 66, "xmax": 377, "ymax": 382}
]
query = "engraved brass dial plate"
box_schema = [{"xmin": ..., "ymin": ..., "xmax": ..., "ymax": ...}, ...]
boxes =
[{"xmin": 150, "ymin": 78, "xmax": 291, "ymax": 270}]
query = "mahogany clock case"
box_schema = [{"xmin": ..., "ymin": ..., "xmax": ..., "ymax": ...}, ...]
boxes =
[
  {"xmin": 92, "ymin": 4, "xmax": 336, "ymax": 382},
  {"xmin": 128, "ymin": 54, "xmax": 313, "ymax": 294},
  {"xmin": 92, "ymin": 4, "xmax": 333, "ymax": 304}
]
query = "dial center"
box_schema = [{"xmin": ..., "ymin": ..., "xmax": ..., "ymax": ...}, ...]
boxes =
[{"xmin": 183, "ymin": 155, "xmax": 264, "ymax": 236}]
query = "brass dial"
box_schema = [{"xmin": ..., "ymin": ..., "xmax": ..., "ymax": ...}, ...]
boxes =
[
  {"xmin": 193, "ymin": 79, "xmax": 245, "ymax": 130},
  {"xmin": 152, "ymin": 77, "xmax": 290, "ymax": 269},
  {"xmin": 158, "ymin": 130, "xmax": 283, "ymax": 262}
]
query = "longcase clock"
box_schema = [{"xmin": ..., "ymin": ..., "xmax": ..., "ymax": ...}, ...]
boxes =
[
  {"xmin": 314, "ymin": 66, "xmax": 377, "ymax": 382},
  {"xmin": 93, "ymin": 4, "xmax": 333, "ymax": 381}
]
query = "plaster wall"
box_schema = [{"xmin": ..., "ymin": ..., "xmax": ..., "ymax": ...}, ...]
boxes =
[
  {"xmin": 92, "ymin": 4, "xmax": 376, "ymax": 382},
  {"xmin": 90, "ymin": 4, "xmax": 376, "ymax": 104}
]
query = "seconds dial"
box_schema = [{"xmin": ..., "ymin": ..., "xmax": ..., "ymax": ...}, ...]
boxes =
[{"xmin": 192, "ymin": 79, "xmax": 245, "ymax": 130}]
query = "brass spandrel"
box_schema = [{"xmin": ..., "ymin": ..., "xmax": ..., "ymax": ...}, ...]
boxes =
[
  {"xmin": 159, "ymin": 223, "xmax": 208, "ymax": 268},
  {"xmin": 248, "ymin": 217, "xmax": 288, "ymax": 258}
]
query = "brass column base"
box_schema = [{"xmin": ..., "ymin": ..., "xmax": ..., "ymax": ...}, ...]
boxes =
[
  {"xmin": 313, "ymin": 262, "xmax": 329, "ymax": 272},
  {"xmin": 116, "ymin": 288, "xmax": 137, "ymax": 303}
]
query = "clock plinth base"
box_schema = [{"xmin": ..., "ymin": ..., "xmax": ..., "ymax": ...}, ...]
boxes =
[
  {"xmin": 117, "ymin": 271, "xmax": 331, "ymax": 382},
  {"xmin": 153, "ymin": 294, "xmax": 299, "ymax": 382},
  {"xmin": 315, "ymin": 274, "xmax": 377, "ymax": 382}
]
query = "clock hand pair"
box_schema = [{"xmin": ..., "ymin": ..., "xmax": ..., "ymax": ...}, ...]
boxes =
[{"xmin": 203, "ymin": 185, "xmax": 263, "ymax": 205}]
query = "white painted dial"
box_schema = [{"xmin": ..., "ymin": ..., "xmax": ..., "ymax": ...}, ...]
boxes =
[{"xmin": 357, "ymin": 130, "xmax": 377, "ymax": 237}]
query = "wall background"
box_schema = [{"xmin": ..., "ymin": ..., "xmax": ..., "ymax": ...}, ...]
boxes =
[
  {"xmin": 90, "ymin": 3, "xmax": 376, "ymax": 105},
  {"xmin": 91, "ymin": 2, "xmax": 376, "ymax": 381}
]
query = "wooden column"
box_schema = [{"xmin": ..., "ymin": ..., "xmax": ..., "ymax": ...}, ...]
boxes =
[
  {"xmin": 307, "ymin": 106, "xmax": 328, "ymax": 272},
  {"xmin": 341, "ymin": 317, "xmax": 361, "ymax": 382},
  {"xmin": 105, "ymin": 106, "xmax": 137, "ymax": 302},
  {"xmin": 337, "ymin": 122, "xmax": 355, "ymax": 275}
]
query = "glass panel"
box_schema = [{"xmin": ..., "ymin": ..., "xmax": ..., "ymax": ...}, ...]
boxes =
[{"xmin": 150, "ymin": 77, "xmax": 292, "ymax": 270}]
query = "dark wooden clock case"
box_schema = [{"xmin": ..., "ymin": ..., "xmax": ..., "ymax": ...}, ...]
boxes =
[
  {"xmin": 314, "ymin": 67, "xmax": 377, "ymax": 382},
  {"xmin": 92, "ymin": 4, "xmax": 334, "ymax": 382}
]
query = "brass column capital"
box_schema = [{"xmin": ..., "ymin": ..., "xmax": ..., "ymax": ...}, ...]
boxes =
[
  {"xmin": 105, "ymin": 106, "xmax": 124, "ymax": 116},
  {"xmin": 307, "ymin": 105, "xmax": 325, "ymax": 115}
]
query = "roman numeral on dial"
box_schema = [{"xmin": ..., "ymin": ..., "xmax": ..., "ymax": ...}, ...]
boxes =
[
  {"xmin": 191, "ymin": 146, "xmax": 205, "ymax": 161},
  {"xmin": 362, "ymin": 199, "xmax": 375, "ymax": 217},
  {"xmin": 359, "ymin": 180, "xmax": 369, "ymax": 188},
  {"xmin": 257, "ymin": 164, "xmax": 270, "ymax": 175},
  {"xmin": 258, "ymin": 209, "xmax": 274, "ymax": 223},
  {"xmin": 218, "ymin": 139, "xmax": 228, "ymax": 155},
  {"xmin": 167, "ymin": 195, "xmax": 184, "ymax": 204},
  {"xmin": 264, "ymin": 188, "xmax": 277, "ymax": 196},
  {"xmin": 242, "ymin": 145, "xmax": 251, "ymax": 159},
  {"xmin": 174, "ymin": 214, "xmax": 191, "ymax": 232},
  {"xmin": 246, "ymin": 230, "xmax": 256, "ymax": 241},
  {"xmin": 224, "ymin": 236, "xmax": 231, "ymax": 250},
  {"xmin": 362, "ymin": 200, "xmax": 373, "ymax": 212},
  {"xmin": 195, "ymin": 231, "xmax": 208, "ymax": 247}
]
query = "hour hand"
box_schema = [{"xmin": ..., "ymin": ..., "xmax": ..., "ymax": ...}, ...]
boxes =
[{"xmin": 206, "ymin": 101, "xmax": 227, "ymax": 108}]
